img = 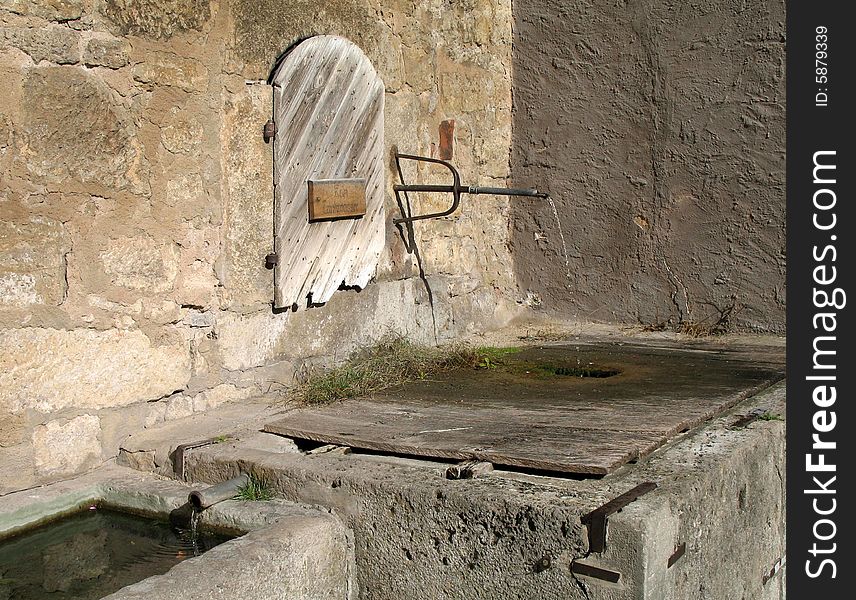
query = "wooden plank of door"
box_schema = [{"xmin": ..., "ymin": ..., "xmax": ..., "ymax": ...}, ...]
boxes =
[{"xmin": 272, "ymin": 36, "xmax": 385, "ymax": 309}]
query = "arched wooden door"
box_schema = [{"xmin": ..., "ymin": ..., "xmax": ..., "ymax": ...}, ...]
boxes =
[{"xmin": 271, "ymin": 36, "xmax": 385, "ymax": 310}]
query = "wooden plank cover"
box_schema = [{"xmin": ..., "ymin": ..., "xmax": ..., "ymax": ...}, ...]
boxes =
[
  {"xmin": 265, "ymin": 342, "xmax": 785, "ymax": 475},
  {"xmin": 265, "ymin": 400, "xmax": 662, "ymax": 475},
  {"xmin": 272, "ymin": 36, "xmax": 385, "ymax": 309}
]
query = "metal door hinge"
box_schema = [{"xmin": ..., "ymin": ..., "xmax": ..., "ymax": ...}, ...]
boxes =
[
  {"xmin": 265, "ymin": 253, "xmax": 278, "ymax": 269},
  {"xmin": 263, "ymin": 119, "xmax": 276, "ymax": 142}
]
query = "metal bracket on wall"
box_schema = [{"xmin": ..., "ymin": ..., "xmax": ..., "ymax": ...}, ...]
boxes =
[
  {"xmin": 570, "ymin": 560, "xmax": 621, "ymax": 583},
  {"xmin": 580, "ymin": 481, "xmax": 657, "ymax": 553},
  {"xmin": 392, "ymin": 152, "xmax": 547, "ymax": 225},
  {"xmin": 172, "ymin": 438, "xmax": 227, "ymax": 481},
  {"xmin": 667, "ymin": 542, "xmax": 686, "ymax": 568},
  {"xmin": 762, "ymin": 556, "xmax": 786, "ymax": 586}
]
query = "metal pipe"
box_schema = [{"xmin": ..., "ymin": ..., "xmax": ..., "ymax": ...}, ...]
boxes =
[
  {"xmin": 393, "ymin": 184, "xmax": 546, "ymax": 198},
  {"xmin": 188, "ymin": 474, "xmax": 249, "ymax": 511},
  {"xmin": 467, "ymin": 186, "xmax": 547, "ymax": 198},
  {"xmin": 392, "ymin": 153, "xmax": 547, "ymax": 226}
]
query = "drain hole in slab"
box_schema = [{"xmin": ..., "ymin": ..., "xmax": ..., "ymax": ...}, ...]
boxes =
[{"xmin": 541, "ymin": 365, "xmax": 620, "ymax": 378}]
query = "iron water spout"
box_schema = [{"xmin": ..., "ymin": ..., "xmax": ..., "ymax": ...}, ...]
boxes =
[
  {"xmin": 188, "ymin": 473, "xmax": 249, "ymax": 511},
  {"xmin": 392, "ymin": 153, "xmax": 548, "ymax": 225}
]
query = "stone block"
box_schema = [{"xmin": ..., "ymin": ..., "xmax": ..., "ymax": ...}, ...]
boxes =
[
  {"xmin": 174, "ymin": 261, "xmax": 218, "ymax": 308},
  {"xmin": 99, "ymin": 236, "xmax": 179, "ymax": 293},
  {"xmin": 97, "ymin": 401, "xmax": 153, "ymax": 459},
  {"xmin": 441, "ymin": 71, "xmax": 495, "ymax": 113},
  {"xmin": 83, "ymin": 35, "xmax": 130, "ymax": 69},
  {"xmin": 158, "ymin": 171, "xmax": 218, "ymax": 230},
  {"xmin": 191, "ymin": 384, "xmax": 255, "ymax": 412},
  {"xmin": 117, "ymin": 448, "xmax": 157, "ymax": 471},
  {"xmin": 373, "ymin": 24, "xmax": 403, "ymax": 92},
  {"xmin": 0, "ymin": 113, "xmax": 12, "ymax": 174},
  {"xmin": 221, "ymin": 84, "xmax": 273, "ymax": 308},
  {"xmin": 132, "ymin": 52, "xmax": 208, "ymax": 93},
  {"xmin": 160, "ymin": 107, "xmax": 204, "ymax": 154},
  {"xmin": 164, "ymin": 171, "xmax": 205, "ymax": 207},
  {"xmin": 183, "ymin": 309, "xmax": 215, "ymax": 328},
  {"xmin": 102, "ymin": 508, "xmax": 351, "ymax": 600},
  {"xmin": 144, "ymin": 402, "xmax": 167, "ymax": 428},
  {"xmin": 0, "ymin": 409, "xmax": 26, "ymax": 447},
  {"xmin": 402, "ymin": 43, "xmax": 435, "ymax": 91},
  {"xmin": 0, "ymin": 0, "xmax": 84, "ymax": 22},
  {"xmin": 32, "ymin": 414, "xmax": 101, "ymax": 477},
  {"xmin": 215, "ymin": 279, "xmax": 440, "ymax": 372},
  {"xmin": 216, "ymin": 311, "xmax": 289, "ymax": 371},
  {"xmin": 164, "ymin": 395, "xmax": 194, "ymax": 421},
  {"xmin": 0, "ymin": 443, "xmax": 35, "ymax": 494},
  {"xmin": 0, "ymin": 327, "xmax": 191, "ymax": 413},
  {"xmin": 20, "ymin": 67, "xmax": 147, "ymax": 193},
  {"xmin": 2, "ymin": 25, "xmax": 81, "ymax": 64},
  {"xmin": 0, "ymin": 215, "xmax": 68, "ymax": 307},
  {"xmin": 228, "ymin": 0, "xmax": 379, "ymax": 77},
  {"xmin": 0, "ymin": 273, "xmax": 38, "ymax": 307},
  {"xmin": 103, "ymin": 0, "xmax": 211, "ymax": 39}
]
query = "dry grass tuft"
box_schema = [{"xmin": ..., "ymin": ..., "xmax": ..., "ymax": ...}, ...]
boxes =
[
  {"xmin": 293, "ymin": 335, "xmax": 517, "ymax": 405},
  {"xmin": 678, "ymin": 302, "xmax": 743, "ymax": 337}
]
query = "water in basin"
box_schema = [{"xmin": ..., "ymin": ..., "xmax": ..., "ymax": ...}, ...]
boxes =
[{"xmin": 0, "ymin": 504, "xmax": 233, "ymax": 600}]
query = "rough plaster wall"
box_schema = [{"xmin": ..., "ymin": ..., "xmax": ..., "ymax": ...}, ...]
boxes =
[
  {"xmin": 510, "ymin": 0, "xmax": 786, "ymax": 332},
  {"xmin": 0, "ymin": 0, "xmax": 515, "ymax": 492}
]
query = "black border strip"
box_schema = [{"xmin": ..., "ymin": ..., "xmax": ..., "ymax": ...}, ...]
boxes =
[{"xmin": 787, "ymin": 1, "xmax": 854, "ymax": 596}]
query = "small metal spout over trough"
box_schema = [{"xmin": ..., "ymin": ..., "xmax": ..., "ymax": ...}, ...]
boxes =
[
  {"xmin": 188, "ymin": 474, "xmax": 249, "ymax": 511},
  {"xmin": 393, "ymin": 153, "xmax": 547, "ymax": 225}
]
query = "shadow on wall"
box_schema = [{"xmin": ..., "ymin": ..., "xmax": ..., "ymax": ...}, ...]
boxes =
[{"xmin": 509, "ymin": 0, "xmax": 786, "ymax": 333}]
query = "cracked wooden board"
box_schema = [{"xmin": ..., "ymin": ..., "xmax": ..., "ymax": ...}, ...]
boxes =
[{"xmin": 265, "ymin": 400, "xmax": 667, "ymax": 474}]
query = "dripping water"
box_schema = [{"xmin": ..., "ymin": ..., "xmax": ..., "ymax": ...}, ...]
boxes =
[
  {"xmin": 189, "ymin": 508, "xmax": 201, "ymax": 556},
  {"xmin": 546, "ymin": 196, "xmax": 572, "ymax": 283}
]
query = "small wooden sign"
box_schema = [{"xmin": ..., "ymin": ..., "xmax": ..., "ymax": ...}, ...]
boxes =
[{"xmin": 307, "ymin": 178, "xmax": 367, "ymax": 222}]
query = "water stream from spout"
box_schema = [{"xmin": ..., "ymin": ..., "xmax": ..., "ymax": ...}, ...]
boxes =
[
  {"xmin": 546, "ymin": 196, "xmax": 572, "ymax": 283},
  {"xmin": 189, "ymin": 508, "xmax": 201, "ymax": 556}
]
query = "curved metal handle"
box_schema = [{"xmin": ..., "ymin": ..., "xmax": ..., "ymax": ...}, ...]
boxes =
[
  {"xmin": 392, "ymin": 152, "xmax": 547, "ymax": 226},
  {"xmin": 393, "ymin": 153, "xmax": 463, "ymax": 225}
]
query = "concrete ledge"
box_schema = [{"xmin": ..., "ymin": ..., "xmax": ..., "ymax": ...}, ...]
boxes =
[
  {"xmin": 175, "ymin": 381, "xmax": 785, "ymax": 600},
  {"xmin": 102, "ymin": 513, "xmax": 352, "ymax": 600}
]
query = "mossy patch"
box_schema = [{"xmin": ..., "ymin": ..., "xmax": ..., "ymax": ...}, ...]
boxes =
[{"xmin": 503, "ymin": 361, "xmax": 621, "ymax": 379}]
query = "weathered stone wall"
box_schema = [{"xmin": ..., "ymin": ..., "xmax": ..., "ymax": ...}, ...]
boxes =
[
  {"xmin": 0, "ymin": 0, "xmax": 516, "ymax": 492},
  {"xmin": 510, "ymin": 0, "xmax": 786, "ymax": 333}
]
